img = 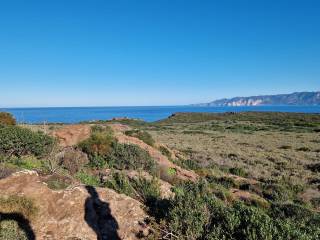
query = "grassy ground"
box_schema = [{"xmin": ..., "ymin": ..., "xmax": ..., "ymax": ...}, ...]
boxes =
[{"xmin": 144, "ymin": 112, "xmax": 320, "ymax": 203}]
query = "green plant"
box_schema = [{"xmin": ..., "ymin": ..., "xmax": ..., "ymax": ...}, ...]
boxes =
[
  {"xmin": 78, "ymin": 131, "xmax": 115, "ymax": 168},
  {"xmin": 78, "ymin": 132, "xmax": 114, "ymax": 157},
  {"xmin": 159, "ymin": 145, "xmax": 172, "ymax": 158},
  {"xmin": 104, "ymin": 172, "xmax": 161, "ymax": 204},
  {"xmin": 206, "ymin": 175, "xmax": 238, "ymax": 189},
  {"xmin": 148, "ymin": 181, "xmax": 320, "ymax": 240},
  {"xmin": 75, "ymin": 170, "xmax": 100, "ymax": 186},
  {"xmin": 106, "ymin": 143, "xmax": 158, "ymax": 175},
  {"xmin": 229, "ymin": 167, "xmax": 248, "ymax": 177},
  {"xmin": 125, "ymin": 129, "xmax": 155, "ymax": 146},
  {"xmin": 262, "ymin": 183, "xmax": 293, "ymax": 202},
  {"xmin": 0, "ymin": 112, "xmax": 16, "ymax": 125},
  {"xmin": 104, "ymin": 172, "xmax": 135, "ymax": 197},
  {"xmin": 0, "ymin": 125, "xmax": 55, "ymax": 159},
  {"xmin": 0, "ymin": 195, "xmax": 38, "ymax": 220}
]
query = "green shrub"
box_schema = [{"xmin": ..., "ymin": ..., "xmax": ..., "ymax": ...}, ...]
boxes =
[
  {"xmin": 270, "ymin": 203, "xmax": 314, "ymax": 221},
  {"xmin": 0, "ymin": 195, "xmax": 38, "ymax": 220},
  {"xmin": 148, "ymin": 181, "xmax": 320, "ymax": 240},
  {"xmin": 174, "ymin": 158, "xmax": 201, "ymax": 170},
  {"xmin": 104, "ymin": 172, "xmax": 161, "ymax": 204},
  {"xmin": 78, "ymin": 132, "xmax": 114, "ymax": 158},
  {"xmin": 159, "ymin": 145, "xmax": 172, "ymax": 158},
  {"xmin": 0, "ymin": 112, "xmax": 16, "ymax": 125},
  {"xmin": 104, "ymin": 172, "xmax": 134, "ymax": 197},
  {"xmin": 78, "ymin": 131, "xmax": 115, "ymax": 168},
  {"xmin": 8, "ymin": 156, "xmax": 43, "ymax": 170},
  {"xmin": 206, "ymin": 175, "xmax": 238, "ymax": 189},
  {"xmin": 0, "ymin": 125, "xmax": 55, "ymax": 158},
  {"xmin": 262, "ymin": 183, "xmax": 293, "ymax": 202},
  {"xmin": 229, "ymin": 167, "xmax": 248, "ymax": 177},
  {"xmin": 75, "ymin": 171, "xmax": 100, "ymax": 186},
  {"xmin": 125, "ymin": 129, "xmax": 155, "ymax": 146},
  {"xmin": 106, "ymin": 143, "xmax": 158, "ymax": 175},
  {"xmin": 167, "ymin": 181, "xmax": 211, "ymax": 239}
]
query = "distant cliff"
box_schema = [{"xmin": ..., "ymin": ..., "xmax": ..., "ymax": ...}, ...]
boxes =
[{"xmin": 194, "ymin": 92, "xmax": 320, "ymax": 106}]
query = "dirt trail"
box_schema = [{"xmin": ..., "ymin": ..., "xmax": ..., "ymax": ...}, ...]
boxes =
[{"xmin": 51, "ymin": 125, "xmax": 91, "ymax": 147}]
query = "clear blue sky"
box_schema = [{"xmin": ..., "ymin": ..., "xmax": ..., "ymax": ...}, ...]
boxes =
[{"xmin": 0, "ymin": 0, "xmax": 319, "ymax": 107}]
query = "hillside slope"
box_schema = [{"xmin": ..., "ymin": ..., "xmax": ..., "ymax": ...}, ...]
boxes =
[{"xmin": 194, "ymin": 91, "xmax": 320, "ymax": 106}]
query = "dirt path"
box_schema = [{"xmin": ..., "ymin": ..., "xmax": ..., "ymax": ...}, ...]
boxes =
[{"xmin": 51, "ymin": 125, "xmax": 91, "ymax": 147}]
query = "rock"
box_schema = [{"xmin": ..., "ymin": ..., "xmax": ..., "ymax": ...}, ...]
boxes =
[{"xmin": 0, "ymin": 171, "xmax": 147, "ymax": 240}]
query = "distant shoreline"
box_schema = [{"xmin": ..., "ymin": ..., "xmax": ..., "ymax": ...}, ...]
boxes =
[{"xmin": 2, "ymin": 105, "xmax": 320, "ymax": 124}]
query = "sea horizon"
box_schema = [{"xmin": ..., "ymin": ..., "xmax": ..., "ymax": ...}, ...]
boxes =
[{"xmin": 2, "ymin": 105, "xmax": 320, "ymax": 124}]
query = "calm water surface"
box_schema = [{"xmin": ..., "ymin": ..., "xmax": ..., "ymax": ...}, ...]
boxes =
[{"xmin": 2, "ymin": 106, "xmax": 320, "ymax": 124}]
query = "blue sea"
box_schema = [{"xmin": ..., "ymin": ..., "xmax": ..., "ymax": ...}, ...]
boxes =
[{"xmin": 1, "ymin": 106, "xmax": 320, "ymax": 124}]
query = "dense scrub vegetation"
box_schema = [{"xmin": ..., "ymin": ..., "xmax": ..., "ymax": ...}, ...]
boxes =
[
  {"xmin": 158, "ymin": 112, "xmax": 320, "ymax": 133},
  {"xmin": 0, "ymin": 112, "xmax": 16, "ymax": 125},
  {"xmin": 125, "ymin": 129, "xmax": 155, "ymax": 146},
  {"xmin": 147, "ymin": 181, "xmax": 320, "ymax": 240},
  {"xmin": 78, "ymin": 126, "xmax": 158, "ymax": 174},
  {"xmin": 0, "ymin": 125, "xmax": 55, "ymax": 158}
]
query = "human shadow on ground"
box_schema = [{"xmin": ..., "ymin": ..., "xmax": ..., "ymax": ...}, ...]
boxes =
[
  {"xmin": 84, "ymin": 185, "xmax": 120, "ymax": 240},
  {"xmin": 0, "ymin": 212, "xmax": 36, "ymax": 240}
]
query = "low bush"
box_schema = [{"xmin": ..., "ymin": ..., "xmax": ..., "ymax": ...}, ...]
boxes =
[
  {"xmin": 78, "ymin": 132, "xmax": 114, "ymax": 160},
  {"xmin": 0, "ymin": 125, "xmax": 55, "ymax": 158},
  {"xmin": 159, "ymin": 145, "xmax": 172, "ymax": 158},
  {"xmin": 57, "ymin": 147, "xmax": 89, "ymax": 174},
  {"xmin": 229, "ymin": 167, "xmax": 248, "ymax": 177},
  {"xmin": 8, "ymin": 156, "xmax": 43, "ymax": 170},
  {"xmin": 0, "ymin": 112, "xmax": 16, "ymax": 125},
  {"xmin": 148, "ymin": 181, "xmax": 320, "ymax": 240},
  {"xmin": 269, "ymin": 203, "xmax": 314, "ymax": 222},
  {"xmin": 262, "ymin": 183, "xmax": 293, "ymax": 202},
  {"xmin": 75, "ymin": 171, "xmax": 100, "ymax": 187},
  {"xmin": 125, "ymin": 129, "xmax": 155, "ymax": 146},
  {"xmin": 104, "ymin": 171, "xmax": 161, "ymax": 204},
  {"xmin": 206, "ymin": 175, "xmax": 239, "ymax": 189},
  {"xmin": 0, "ymin": 195, "xmax": 38, "ymax": 220},
  {"xmin": 106, "ymin": 143, "xmax": 158, "ymax": 175}
]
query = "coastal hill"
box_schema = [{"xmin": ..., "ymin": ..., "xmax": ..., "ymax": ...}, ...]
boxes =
[{"xmin": 193, "ymin": 91, "xmax": 320, "ymax": 106}]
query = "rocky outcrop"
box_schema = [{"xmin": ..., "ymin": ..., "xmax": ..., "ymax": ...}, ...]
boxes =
[
  {"xmin": 194, "ymin": 91, "xmax": 320, "ymax": 106},
  {"xmin": 0, "ymin": 171, "xmax": 147, "ymax": 240}
]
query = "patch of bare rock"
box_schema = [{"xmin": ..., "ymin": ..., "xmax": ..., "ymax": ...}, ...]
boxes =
[{"xmin": 0, "ymin": 170, "xmax": 147, "ymax": 240}]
